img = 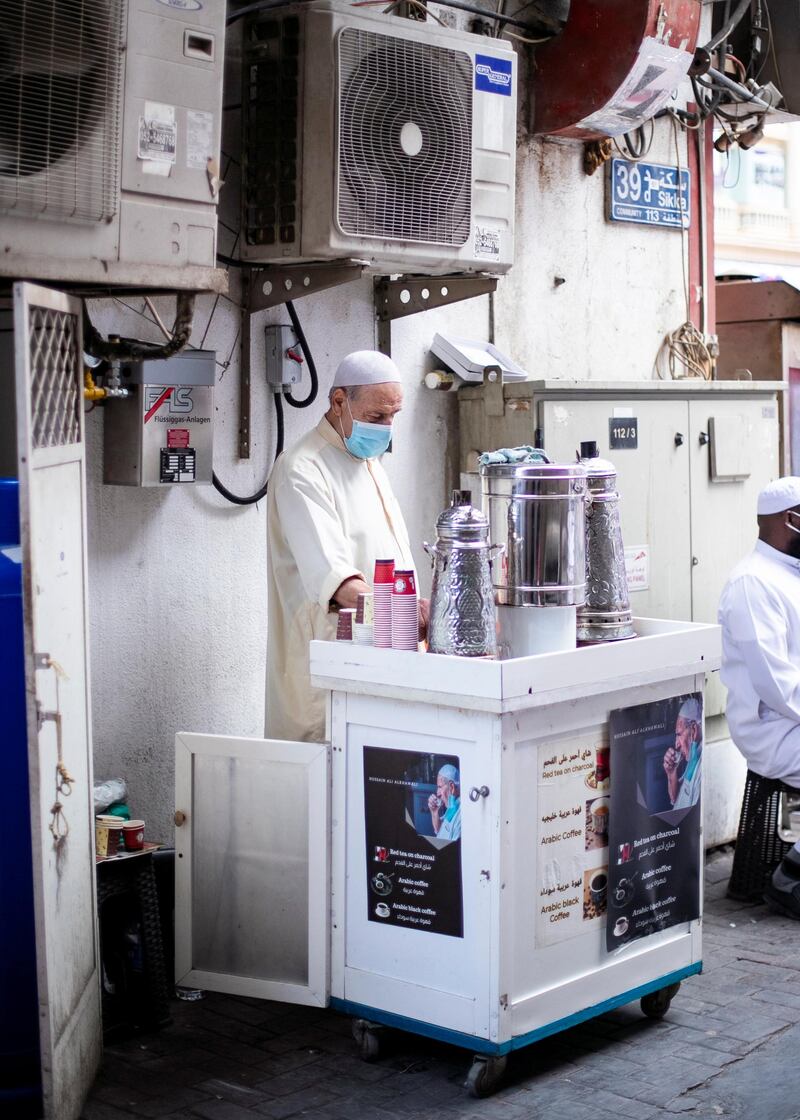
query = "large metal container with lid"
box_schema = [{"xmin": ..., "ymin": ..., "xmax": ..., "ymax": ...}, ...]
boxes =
[
  {"xmin": 480, "ymin": 460, "xmax": 588, "ymax": 607},
  {"xmin": 576, "ymin": 441, "xmax": 635, "ymax": 643},
  {"xmin": 425, "ymin": 490, "xmax": 501, "ymax": 658}
]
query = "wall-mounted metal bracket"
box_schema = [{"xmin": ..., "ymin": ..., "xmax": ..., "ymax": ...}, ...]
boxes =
[
  {"xmin": 374, "ymin": 274, "xmax": 498, "ymax": 355},
  {"xmin": 247, "ymin": 260, "xmax": 366, "ymax": 313},
  {"xmin": 375, "ymin": 275, "xmax": 498, "ymax": 322},
  {"xmin": 238, "ymin": 260, "xmax": 365, "ymax": 458}
]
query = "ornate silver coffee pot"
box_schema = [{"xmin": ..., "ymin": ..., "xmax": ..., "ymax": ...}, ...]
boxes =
[
  {"xmin": 425, "ymin": 491, "xmax": 501, "ymax": 658},
  {"xmin": 576, "ymin": 442, "xmax": 635, "ymax": 643}
]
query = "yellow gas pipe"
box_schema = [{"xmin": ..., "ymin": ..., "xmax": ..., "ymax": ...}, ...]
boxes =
[{"xmin": 84, "ymin": 370, "xmax": 106, "ymax": 401}]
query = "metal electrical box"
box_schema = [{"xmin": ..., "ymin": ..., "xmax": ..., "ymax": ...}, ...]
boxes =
[
  {"xmin": 459, "ymin": 379, "xmax": 784, "ymax": 719},
  {"xmin": 104, "ymin": 350, "xmax": 215, "ymax": 487}
]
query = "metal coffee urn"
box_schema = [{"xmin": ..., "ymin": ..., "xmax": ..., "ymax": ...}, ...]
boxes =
[
  {"xmin": 425, "ymin": 491, "xmax": 501, "ymax": 658},
  {"xmin": 576, "ymin": 441, "xmax": 635, "ymax": 643},
  {"xmin": 481, "ymin": 459, "xmax": 588, "ymax": 656}
]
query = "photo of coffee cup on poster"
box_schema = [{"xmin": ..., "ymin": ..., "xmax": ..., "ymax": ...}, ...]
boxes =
[
  {"xmin": 363, "ymin": 746, "xmax": 464, "ymax": 938},
  {"xmin": 606, "ymin": 694, "xmax": 703, "ymax": 952}
]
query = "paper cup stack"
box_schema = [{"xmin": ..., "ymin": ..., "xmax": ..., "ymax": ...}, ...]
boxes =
[
  {"xmin": 336, "ymin": 608, "xmax": 355, "ymax": 641},
  {"xmin": 373, "ymin": 559, "xmax": 394, "ymax": 648},
  {"xmin": 353, "ymin": 592, "xmax": 374, "ymax": 645},
  {"xmin": 391, "ymin": 569, "xmax": 418, "ymax": 650}
]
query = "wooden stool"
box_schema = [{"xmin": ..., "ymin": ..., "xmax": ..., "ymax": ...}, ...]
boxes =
[{"xmin": 727, "ymin": 770, "xmax": 800, "ymax": 902}]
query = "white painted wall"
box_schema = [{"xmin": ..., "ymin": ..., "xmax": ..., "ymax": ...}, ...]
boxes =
[{"xmin": 86, "ymin": 22, "xmax": 740, "ymax": 844}]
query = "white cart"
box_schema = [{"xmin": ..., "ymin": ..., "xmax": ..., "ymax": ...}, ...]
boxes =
[{"xmin": 175, "ymin": 617, "xmax": 720, "ymax": 1097}]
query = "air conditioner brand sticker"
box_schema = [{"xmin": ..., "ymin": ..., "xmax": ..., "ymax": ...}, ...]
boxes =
[
  {"xmin": 475, "ymin": 54, "xmax": 512, "ymax": 96},
  {"xmin": 154, "ymin": 0, "xmax": 203, "ymax": 9},
  {"xmin": 474, "ymin": 225, "xmax": 501, "ymax": 258}
]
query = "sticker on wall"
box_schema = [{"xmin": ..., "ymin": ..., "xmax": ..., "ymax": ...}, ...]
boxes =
[
  {"xmin": 474, "ymin": 54, "xmax": 513, "ymax": 96},
  {"xmin": 186, "ymin": 110, "xmax": 214, "ymax": 170},
  {"xmin": 138, "ymin": 101, "xmax": 177, "ymax": 177},
  {"xmin": 363, "ymin": 746, "xmax": 463, "ymax": 938},
  {"xmin": 535, "ymin": 729, "xmax": 610, "ymax": 947}
]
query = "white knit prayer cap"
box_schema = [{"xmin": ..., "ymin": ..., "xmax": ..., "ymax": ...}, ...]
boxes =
[
  {"xmin": 757, "ymin": 476, "xmax": 800, "ymax": 516},
  {"xmin": 332, "ymin": 350, "xmax": 402, "ymax": 388},
  {"xmin": 678, "ymin": 698, "xmax": 702, "ymax": 725}
]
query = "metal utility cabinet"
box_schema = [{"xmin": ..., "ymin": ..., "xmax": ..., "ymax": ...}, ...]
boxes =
[
  {"xmin": 458, "ymin": 379, "xmax": 783, "ymax": 718},
  {"xmin": 175, "ymin": 618, "xmax": 719, "ymax": 1095}
]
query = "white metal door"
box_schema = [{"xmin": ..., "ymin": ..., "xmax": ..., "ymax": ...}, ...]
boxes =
[
  {"xmin": 688, "ymin": 396, "xmax": 780, "ymax": 716},
  {"xmin": 14, "ymin": 282, "xmax": 102, "ymax": 1120},
  {"xmin": 174, "ymin": 733, "xmax": 330, "ymax": 1007},
  {"xmin": 539, "ymin": 396, "xmax": 693, "ymax": 619}
]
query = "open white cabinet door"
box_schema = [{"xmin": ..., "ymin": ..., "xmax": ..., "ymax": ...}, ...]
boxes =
[
  {"xmin": 14, "ymin": 282, "xmax": 102, "ymax": 1118},
  {"xmin": 175, "ymin": 733, "xmax": 330, "ymax": 1007}
]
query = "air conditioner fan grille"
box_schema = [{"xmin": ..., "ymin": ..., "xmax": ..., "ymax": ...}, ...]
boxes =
[
  {"xmin": 337, "ymin": 29, "xmax": 473, "ymax": 246},
  {"xmin": 0, "ymin": 0, "xmax": 124, "ymax": 224}
]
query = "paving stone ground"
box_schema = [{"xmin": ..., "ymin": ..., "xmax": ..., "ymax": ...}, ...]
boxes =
[{"xmin": 83, "ymin": 847, "xmax": 800, "ymax": 1120}]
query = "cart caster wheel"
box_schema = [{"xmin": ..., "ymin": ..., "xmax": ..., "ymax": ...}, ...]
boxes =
[
  {"xmin": 352, "ymin": 1019, "xmax": 385, "ymax": 1062},
  {"xmin": 641, "ymin": 981, "xmax": 680, "ymax": 1020},
  {"xmin": 466, "ymin": 1055, "xmax": 507, "ymax": 1098}
]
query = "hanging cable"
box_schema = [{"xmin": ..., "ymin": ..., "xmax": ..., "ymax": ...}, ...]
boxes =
[
  {"xmin": 211, "ymin": 390, "xmax": 285, "ymax": 505},
  {"xmin": 282, "ymin": 300, "xmax": 319, "ymax": 409},
  {"xmin": 703, "ymin": 0, "xmax": 751, "ymax": 52},
  {"xmin": 228, "ymin": 0, "xmax": 555, "ymax": 33},
  {"xmin": 83, "ymin": 293, "xmax": 196, "ymax": 362}
]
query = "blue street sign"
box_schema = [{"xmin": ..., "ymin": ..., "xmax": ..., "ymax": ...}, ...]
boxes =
[{"xmin": 608, "ymin": 158, "xmax": 691, "ymax": 230}]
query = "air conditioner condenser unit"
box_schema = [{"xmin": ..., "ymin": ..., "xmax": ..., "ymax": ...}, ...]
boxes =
[
  {"xmin": 0, "ymin": 0, "xmax": 226, "ymax": 291},
  {"xmin": 240, "ymin": 0, "xmax": 517, "ymax": 275}
]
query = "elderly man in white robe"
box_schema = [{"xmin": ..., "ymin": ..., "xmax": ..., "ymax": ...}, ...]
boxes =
[
  {"xmin": 266, "ymin": 350, "xmax": 426, "ymax": 743},
  {"xmin": 718, "ymin": 476, "xmax": 800, "ymax": 917}
]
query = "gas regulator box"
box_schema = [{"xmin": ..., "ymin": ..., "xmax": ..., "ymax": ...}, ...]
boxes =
[{"xmin": 104, "ymin": 351, "xmax": 215, "ymax": 487}]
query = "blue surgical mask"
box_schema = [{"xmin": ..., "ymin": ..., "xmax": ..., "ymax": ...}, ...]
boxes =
[{"xmin": 342, "ymin": 400, "xmax": 392, "ymax": 459}]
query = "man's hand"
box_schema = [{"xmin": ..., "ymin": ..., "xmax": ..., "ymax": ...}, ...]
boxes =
[
  {"xmin": 663, "ymin": 747, "xmax": 681, "ymax": 806},
  {"xmin": 427, "ymin": 792, "xmax": 442, "ymax": 834},
  {"xmin": 332, "ymin": 575, "xmax": 370, "ymax": 611},
  {"xmin": 419, "ymin": 597, "xmax": 430, "ymax": 641}
]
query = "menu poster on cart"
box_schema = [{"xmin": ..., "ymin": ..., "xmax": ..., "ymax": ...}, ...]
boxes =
[
  {"xmin": 606, "ymin": 694, "xmax": 703, "ymax": 952},
  {"xmin": 363, "ymin": 746, "xmax": 463, "ymax": 938},
  {"xmin": 536, "ymin": 729, "xmax": 611, "ymax": 947}
]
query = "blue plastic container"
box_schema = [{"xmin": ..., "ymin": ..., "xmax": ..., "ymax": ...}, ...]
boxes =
[{"xmin": 0, "ymin": 479, "xmax": 42, "ymax": 1117}]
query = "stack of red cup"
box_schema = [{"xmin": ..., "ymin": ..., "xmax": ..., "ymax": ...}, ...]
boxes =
[
  {"xmin": 391, "ymin": 570, "xmax": 418, "ymax": 651},
  {"xmin": 373, "ymin": 559, "xmax": 394, "ymax": 648}
]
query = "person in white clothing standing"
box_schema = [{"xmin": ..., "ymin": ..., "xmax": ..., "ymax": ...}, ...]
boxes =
[
  {"xmin": 718, "ymin": 476, "xmax": 800, "ymax": 917},
  {"xmin": 266, "ymin": 350, "xmax": 426, "ymax": 743}
]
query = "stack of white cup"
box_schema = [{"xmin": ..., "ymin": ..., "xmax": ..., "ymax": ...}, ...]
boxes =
[{"xmin": 391, "ymin": 570, "xmax": 418, "ymax": 651}]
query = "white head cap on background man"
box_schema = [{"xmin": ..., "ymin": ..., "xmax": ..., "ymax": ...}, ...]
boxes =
[{"xmin": 756, "ymin": 477, "xmax": 800, "ymax": 516}]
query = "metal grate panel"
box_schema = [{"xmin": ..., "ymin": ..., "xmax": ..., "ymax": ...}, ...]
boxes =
[
  {"xmin": 0, "ymin": 0, "xmax": 124, "ymax": 223},
  {"xmin": 29, "ymin": 307, "xmax": 81, "ymax": 448},
  {"xmin": 337, "ymin": 28, "xmax": 473, "ymax": 246},
  {"xmin": 242, "ymin": 14, "xmax": 301, "ymax": 248}
]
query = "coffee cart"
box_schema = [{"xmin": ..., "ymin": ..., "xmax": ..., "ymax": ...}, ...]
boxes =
[{"xmin": 174, "ymin": 616, "xmax": 719, "ymax": 1097}]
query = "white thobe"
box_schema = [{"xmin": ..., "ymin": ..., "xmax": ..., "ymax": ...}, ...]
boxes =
[
  {"xmin": 672, "ymin": 758, "xmax": 701, "ymax": 811},
  {"xmin": 266, "ymin": 417, "xmax": 415, "ymax": 742},
  {"xmin": 718, "ymin": 540, "xmax": 800, "ymax": 783}
]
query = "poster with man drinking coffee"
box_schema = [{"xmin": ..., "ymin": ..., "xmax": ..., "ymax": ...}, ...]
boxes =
[{"xmin": 606, "ymin": 694, "xmax": 703, "ymax": 952}]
